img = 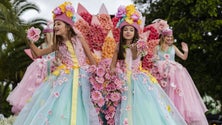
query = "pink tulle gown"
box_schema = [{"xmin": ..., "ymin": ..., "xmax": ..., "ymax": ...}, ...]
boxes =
[
  {"xmin": 7, "ymin": 51, "xmax": 55, "ymax": 114},
  {"xmin": 152, "ymin": 45, "xmax": 208, "ymax": 125}
]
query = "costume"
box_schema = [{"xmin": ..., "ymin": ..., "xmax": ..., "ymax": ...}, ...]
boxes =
[
  {"xmin": 114, "ymin": 49, "xmax": 187, "ymax": 125},
  {"xmin": 113, "ymin": 4, "xmax": 187, "ymax": 125},
  {"xmin": 7, "ymin": 46, "xmax": 55, "ymax": 114},
  {"xmin": 7, "ymin": 21, "xmax": 55, "ymax": 114},
  {"xmin": 13, "ymin": 2, "xmax": 99, "ymax": 125},
  {"xmin": 152, "ymin": 45, "xmax": 208, "ymax": 124},
  {"xmin": 13, "ymin": 37, "xmax": 99, "ymax": 125}
]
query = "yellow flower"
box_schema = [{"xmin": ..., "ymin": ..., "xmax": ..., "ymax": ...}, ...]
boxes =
[
  {"xmin": 166, "ymin": 105, "xmax": 171, "ymax": 112},
  {"xmin": 66, "ymin": 11, "xmax": 73, "ymax": 18},
  {"xmin": 137, "ymin": 19, "xmax": 142, "ymax": 25},
  {"xmin": 126, "ymin": 4, "xmax": 136, "ymax": 13},
  {"xmin": 125, "ymin": 17, "xmax": 133, "ymax": 24},
  {"xmin": 59, "ymin": 4, "xmax": 66, "ymax": 13}
]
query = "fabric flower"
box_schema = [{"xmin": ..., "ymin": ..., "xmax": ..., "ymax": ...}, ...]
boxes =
[
  {"xmin": 26, "ymin": 27, "xmax": 41, "ymax": 42},
  {"xmin": 136, "ymin": 40, "xmax": 148, "ymax": 57},
  {"xmin": 88, "ymin": 24, "xmax": 106, "ymax": 51},
  {"xmin": 89, "ymin": 59, "xmax": 123, "ymax": 125},
  {"xmin": 102, "ymin": 36, "xmax": 117, "ymax": 59},
  {"xmin": 115, "ymin": 5, "xmax": 126, "ymax": 18},
  {"xmin": 91, "ymin": 91, "xmax": 103, "ymax": 101},
  {"xmin": 79, "ymin": 12, "xmax": 92, "ymax": 24},
  {"xmin": 115, "ymin": 4, "xmax": 142, "ymax": 27},
  {"xmin": 52, "ymin": 2, "xmax": 74, "ymax": 19}
]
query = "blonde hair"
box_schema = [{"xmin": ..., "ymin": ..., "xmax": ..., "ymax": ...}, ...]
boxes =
[{"xmin": 159, "ymin": 34, "xmax": 174, "ymax": 51}]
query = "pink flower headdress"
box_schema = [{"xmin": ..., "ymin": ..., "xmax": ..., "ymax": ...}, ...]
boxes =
[
  {"xmin": 52, "ymin": 2, "xmax": 76, "ymax": 27},
  {"xmin": 115, "ymin": 4, "xmax": 142, "ymax": 31}
]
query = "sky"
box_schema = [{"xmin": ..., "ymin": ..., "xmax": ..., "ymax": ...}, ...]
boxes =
[{"xmin": 21, "ymin": 0, "xmax": 133, "ymax": 21}]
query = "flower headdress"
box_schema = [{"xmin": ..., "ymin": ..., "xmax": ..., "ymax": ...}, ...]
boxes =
[
  {"xmin": 162, "ymin": 28, "xmax": 173, "ymax": 36},
  {"xmin": 52, "ymin": 2, "xmax": 76, "ymax": 27},
  {"xmin": 115, "ymin": 4, "xmax": 142, "ymax": 31}
]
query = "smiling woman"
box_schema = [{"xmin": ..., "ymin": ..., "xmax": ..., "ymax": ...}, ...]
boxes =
[{"xmin": 21, "ymin": 0, "xmax": 132, "ymax": 21}]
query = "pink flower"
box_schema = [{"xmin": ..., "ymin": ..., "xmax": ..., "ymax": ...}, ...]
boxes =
[
  {"xmin": 176, "ymin": 88, "xmax": 183, "ymax": 96},
  {"xmin": 97, "ymin": 98, "xmax": 105, "ymax": 107},
  {"xmin": 53, "ymin": 7, "xmax": 62, "ymax": 15},
  {"xmin": 123, "ymin": 118, "xmax": 128, "ymax": 125},
  {"xmin": 88, "ymin": 65, "xmax": 97, "ymax": 73},
  {"xmin": 110, "ymin": 92, "xmax": 121, "ymax": 102},
  {"xmin": 131, "ymin": 13, "xmax": 139, "ymax": 22},
  {"xmin": 160, "ymin": 81, "xmax": 167, "ymax": 87},
  {"xmin": 93, "ymin": 83, "xmax": 103, "ymax": 91},
  {"xmin": 137, "ymin": 40, "xmax": 148, "ymax": 56},
  {"xmin": 26, "ymin": 27, "xmax": 41, "ymax": 42},
  {"xmin": 65, "ymin": 4, "xmax": 74, "ymax": 13},
  {"xmin": 107, "ymin": 119, "xmax": 115, "ymax": 125},
  {"xmin": 53, "ymin": 92, "xmax": 60, "ymax": 98},
  {"xmin": 105, "ymin": 73, "xmax": 111, "ymax": 79},
  {"xmin": 164, "ymin": 54, "xmax": 170, "ymax": 60},
  {"xmin": 156, "ymin": 20, "xmax": 169, "ymax": 33},
  {"xmin": 122, "ymin": 96, "xmax": 127, "ymax": 101},
  {"xmin": 115, "ymin": 6, "xmax": 126, "ymax": 18},
  {"xmin": 163, "ymin": 73, "xmax": 168, "ymax": 78},
  {"xmin": 95, "ymin": 76, "xmax": 105, "ymax": 84},
  {"xmin": 91, "ymin": 91, "xmax": 103, "ymax": 101},
  {"xmin": 96, "ymin": 66, "xmax": 105, "ymax": 77},
  {"xmin": 126, "ymin": 106, "xmax": 131, "ymax": 111}
]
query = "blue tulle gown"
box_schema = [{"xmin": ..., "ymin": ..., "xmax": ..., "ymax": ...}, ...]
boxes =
[
  {"xmin": 114, "ymin": 49, "xmax": 187, "ymax": 125},
  {"xmin": 13, "ymin": 37, "xmax": 100, "ymax": 125}
]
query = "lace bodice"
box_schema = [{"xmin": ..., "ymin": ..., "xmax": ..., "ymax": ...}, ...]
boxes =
[
  {"xmin": 58, "ymin": 37, "xmax": 88, "ymax": 68},
  {"xmin": 124, "ymin": 48, "xmax": 141, "ymax": 71}
]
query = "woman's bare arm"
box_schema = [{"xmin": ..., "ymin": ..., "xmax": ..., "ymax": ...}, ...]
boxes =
[
  {"xmin": 28, "ymin": 42, "xmax": 54, "ymax": 58},
  {"xmin": 78, "ymin": 35, "xmax": 96, "ymax": 65},
  {"xmin": 174, "ymin": 42, "xmax": 188, "ymax": 60}
]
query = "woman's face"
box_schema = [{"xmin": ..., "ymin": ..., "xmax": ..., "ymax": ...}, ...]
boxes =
[
  {"xmin": 164, "ymin": 35, "xmax": 174, "ymax": 45},
  {"xmin": 123, "ymin": 25, "xmax": 135, "ymax": 40},
  {"xmin": 54, "ymin": 20, "xmax": 68, "ymax": 37}
]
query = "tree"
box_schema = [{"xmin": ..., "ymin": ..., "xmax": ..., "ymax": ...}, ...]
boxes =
[{"xmin": 0, "ymin": 0, "xmax": 47, "ymax": 116}]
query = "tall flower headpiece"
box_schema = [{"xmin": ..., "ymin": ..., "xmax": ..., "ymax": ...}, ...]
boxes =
[
  {"xmin": 52, "ymin": 2, "xmax": 76, "ymax": 27},
  {"xmin": 115, "ymin": 4, "xmax": 142, "ymax": 31}
]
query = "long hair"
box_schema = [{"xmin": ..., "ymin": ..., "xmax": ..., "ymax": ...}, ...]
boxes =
[
  {"xmin": 53, "ymin": 22, "xmax": 77, "ymax": 51},
  {"xmin": 117, "ymin": 26, "xmax": 139, "ymax": 60}
]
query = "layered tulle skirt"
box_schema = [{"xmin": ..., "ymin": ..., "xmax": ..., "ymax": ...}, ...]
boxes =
[
  {"xmin": 153, "ymin": 60, "xmax": 208, "ymax": 125},
  {"xmin": 13, "ymin": 65, "xmax": 99, "ymax": 125},
  {"xmin": 7, "ymin": 53, "xmax": 55, "ymax": 114},
  {"xmin": 115, "ymin": 70, "xmax": 187, "ymax": 125}
]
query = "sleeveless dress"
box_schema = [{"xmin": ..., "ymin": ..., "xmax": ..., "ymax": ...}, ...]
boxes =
[
  {"xmin": 152, "ymin": 45, "xmax": 208, "ymax": 125},
  {"xmin": 7, "ymin": 49, "xmax": 55, "ymax": 114},
  {"xmin": 114, "ymin": 48, "xmax": 187, "ymax": 125},
  {"xmin": 13, "ymin": 37, "xmax": 100, "ymax": 125}
]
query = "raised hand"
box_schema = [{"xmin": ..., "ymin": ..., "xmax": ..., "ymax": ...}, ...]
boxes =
[{"xmin": 181, "ymin": 42, "xmax": 188, "ymax": 53}]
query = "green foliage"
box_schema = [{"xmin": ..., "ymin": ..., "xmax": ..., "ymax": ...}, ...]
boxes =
[
  {"xmin": 0, "ymin": 0, "xmax": 47, "ymax": 116},
  {"xmin": 134, "ymin": 0, "xmax": 222, "ymax": 101}
]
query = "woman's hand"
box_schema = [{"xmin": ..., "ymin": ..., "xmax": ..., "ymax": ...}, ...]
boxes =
[
  {"xmin": 181, "ymin": 42, "xmax": 188, "ymax": 53},
  {"xmin": 129, "ymin": 43, "xmax": 138, "ymax": 60}
]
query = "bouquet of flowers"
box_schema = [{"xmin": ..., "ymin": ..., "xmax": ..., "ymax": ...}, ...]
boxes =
[
  {"xmin": 26, "ymin": 27, "xmax": 41, "ymax": 42},
  {"xmin": 88, "ymin": 59, "xmax": 124, "ymax": 125},
  {"xmin": 136, "ymin": 39, "xmax": 148, "ymax": 57}
]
